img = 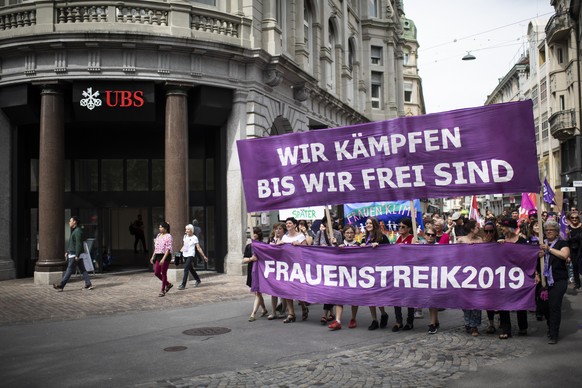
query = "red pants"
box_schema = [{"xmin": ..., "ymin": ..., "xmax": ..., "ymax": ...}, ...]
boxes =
[{"xmin": 154, "ymin": 257, "xmax": 171, "ymax": 292}]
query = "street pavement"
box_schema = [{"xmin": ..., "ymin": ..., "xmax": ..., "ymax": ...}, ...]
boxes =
[{"xmin": 0, "ymin": 269, "xmax": 581, "ymax": 387}]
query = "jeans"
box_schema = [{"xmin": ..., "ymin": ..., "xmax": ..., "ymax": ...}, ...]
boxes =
[
  {"xmin": 463, "ymin": 309, "xmax": 482, "ymax": 328},
  {"xmin": 181, "ymin": 256, "xmax": 201, "ymax": 286},
  {"xmin": 59, "ymin": 257, "xmax": 91, "ymax": 289},
  {"xmin": 153, "ymin": 256, "xmax": 171, "ymax": 292},
  {"xmin": 545, "ymin": 279, "xmax": 568, "ymax": 338}
]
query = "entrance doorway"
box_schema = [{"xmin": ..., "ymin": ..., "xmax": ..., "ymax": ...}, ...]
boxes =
[{"xmin": 103, "ymin": 208, "xmax": 151, "ymax": 270}]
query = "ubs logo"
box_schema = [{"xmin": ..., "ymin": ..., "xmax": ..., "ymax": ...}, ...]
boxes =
[{"xmin": 79, "ymin": 87, "xmax": 145, "ymax": 110}]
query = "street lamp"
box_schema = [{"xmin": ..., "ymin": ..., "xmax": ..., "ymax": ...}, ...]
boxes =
[{"xmin": 462, "ymin": 51, "xmax": 476, "ymax": 61}]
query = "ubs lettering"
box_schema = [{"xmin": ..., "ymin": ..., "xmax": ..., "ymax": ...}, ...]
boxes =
[{"xmin": 104, "ymin": 90, "xmax": 145, "ymax": 107}]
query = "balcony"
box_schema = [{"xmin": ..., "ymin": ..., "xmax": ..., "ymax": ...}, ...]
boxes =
[
  {"xmin": 545, "ymin": 12, "xmax": 573, "ymax": 44},
  {"xmin": 0, "ymin": 0, "xmax": 251, "ymax": 46},
  {"xmin": 550, "ymin": 109, "xmax": 578, "ymax": 141}
]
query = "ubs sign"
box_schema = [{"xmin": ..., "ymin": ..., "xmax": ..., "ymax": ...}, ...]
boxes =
[{"xmin": 73, "ymin": 82, "xmax": 155, "ymax": 122}]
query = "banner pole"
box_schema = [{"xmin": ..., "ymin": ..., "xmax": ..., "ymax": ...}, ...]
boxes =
[
  {"xmin": 410, "ymin": 200, "xmax": 418, "ymax": 240},
  {"xmin": 324, "ymin": 206, "xmax": 334, "ymax": 241},
  {"xmin": 537, "ymin": 189, "xmax": 547, "ymax": 288}
]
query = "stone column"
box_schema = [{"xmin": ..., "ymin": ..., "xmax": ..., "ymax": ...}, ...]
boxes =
[
  {"xmin": 386, "ymin": 43, "xmax": 397, "ymax": 116},
  {"xmin": 224, "ymin": 89, "xmax": 248, "ymax": 276},
  {"xmin": 164, "ymin": 87, "xmax": 189, "ymax": 256},
  {"xmin": 34, "ymin": 87, "xmax": 65, "ymax": 285}
]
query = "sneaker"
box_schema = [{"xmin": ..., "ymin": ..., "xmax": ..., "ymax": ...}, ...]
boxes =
[
  {"xmin": 414, "ymin": 309, "xmax": 424, "ymax": 319},
  {"xmin": 402, "ymin": 323, "xmax": 414, "ymax": 331},
  {"xmin": 548, "ymin": 337, "xmax": 557, "ymax": 344},
  {"xmin": 348, "ymin": 319, "xmax": 357, "ymax": 329},
  {"xmin": 328, "ymin": 321, "xmax": 342, "ymax": 331},
  {"xmin": 178, "ymin": 285, "xmax": 185, "ymax": 290},
  {"xmin": 428, "ymin": 324, "xmax": 438, "ymax": 334},
  {"xmin": 194, "ymin": 280, "xmax": 201, "ymax": 287},
  {"xmin": 83, "ymin": 284, "xmax": 93, "ymax": 290},
  {"xmin": 53, "ymin": 284, "xmax": 63, "ymax": 292},
  {"xmin": 368, "ymin": 320, "xmax": 379, "ymax": 330},
  {"xmin": 380, "ymin": 313, "xmax": 389, "ymax": 328}
]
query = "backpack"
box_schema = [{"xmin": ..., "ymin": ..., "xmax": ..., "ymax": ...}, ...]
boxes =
[{"xmin": 129, "ymin": 222, "xmax": 135, "ymax": 235}]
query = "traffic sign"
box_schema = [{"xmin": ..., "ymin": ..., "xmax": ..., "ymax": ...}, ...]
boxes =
[
  {"xmin": 573, "ymin": 181, "xmax": 582, "ymax": 187},
  {"xmin": 561, "ymin": 187, "xmax": 576, "ymax": 192}
]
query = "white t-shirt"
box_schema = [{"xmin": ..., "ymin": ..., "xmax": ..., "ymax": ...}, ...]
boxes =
[
  {"xmin": 281, "ymin": 233, "xmax": 306, "ymax": 244},
  {"xmin": 182, "ymin": 234, "xmax": 199, "ymax": 257}
]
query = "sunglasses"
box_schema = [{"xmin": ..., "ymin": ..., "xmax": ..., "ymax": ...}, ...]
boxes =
[
  {"xmin": 484, "ymin": 229, "xmax": 495, "ymax": 234},
  {"xmin": 425, "ymin": 233, "xmax": 436, "ymax": 237}
]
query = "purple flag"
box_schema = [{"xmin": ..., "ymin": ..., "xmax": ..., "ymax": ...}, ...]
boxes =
[
  {"xmin": 251, "ymin": 242, "xmax": 538, "ymax": 311},
  {"xmin": 543, "ymin": 178, "xmax": 556, "ymax": 205},
  {"xmin": 237, "ymin": 101, "xmax": 540, "ymax": 212}
]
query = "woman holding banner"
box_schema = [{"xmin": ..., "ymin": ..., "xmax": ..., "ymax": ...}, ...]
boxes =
[
  {"xmin": 497, "ymin": 218, "xmax": 529, "ymax": 339},
  {"xmin": 422, "ymin": 224, "xmax": 444, "ymax": 334},
  {"xmin": 280, "ymin": 217, "xmax": 308, "ymax": 323},
  {"xmin": 456, "ymin": 219, "xmax": 483, "ymax": 336},
  {"xmin": 540, "ymin": 220, "xmax": 570, "ymax": 344},
  {"xmin": 361, "ymin": 217, "xmax": 390, "ymax": 331},
  {"xmin": 268, "ymin": 222, "xmax": 287, "ymax": 320},
  {"xmin": 328, "ymin": 225, "xmax": 360, "ymax": 331},
  {"xmin": 244, "ymin": 227, "xmax": 269, "ymax": 322},
  {"xmin": 393, "ymin": 217, "xmax": 416, "ymax": 332},
  {"xmin": 482, "ymin": 221, "xmax": 500, "ymax": 334}
]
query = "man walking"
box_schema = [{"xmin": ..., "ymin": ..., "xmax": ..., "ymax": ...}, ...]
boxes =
[{"xmin": 53, "ymin": 216, "xmax": 93, "ymax": 291}]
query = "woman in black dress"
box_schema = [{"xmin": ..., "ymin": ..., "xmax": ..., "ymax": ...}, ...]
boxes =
[{"xmin": 243, "ymin": 227, "xmax": 268, "ymax": 321}]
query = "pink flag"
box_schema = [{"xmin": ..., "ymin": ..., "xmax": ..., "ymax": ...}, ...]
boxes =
[
  {"xmin": 469, "ymin": 195, "xmax": 483, "ymax": 226},
  {"xmin": 519, "ymin": 193, "xmax": 537, "ymax": 220}
]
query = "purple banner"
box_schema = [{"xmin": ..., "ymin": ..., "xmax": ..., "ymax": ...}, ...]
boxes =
[
  {"xmin": 251, "ymin": 242, "xmax": 538, "ymax": 311},
  {"xmin": 237, "ymin": 101, "xmax": 539, "ymax": 212}
]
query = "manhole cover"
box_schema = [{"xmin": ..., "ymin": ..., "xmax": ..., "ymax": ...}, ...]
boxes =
[
  {"xmin": 164, "ymin": 346, "xmax": 187, "ymax": 352},
  {"xmin": 183, "ymin": 327, "xmax": 231, "ymax": 336}
]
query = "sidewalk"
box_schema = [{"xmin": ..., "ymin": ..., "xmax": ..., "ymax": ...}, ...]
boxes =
[{"xmin": 0, "ymin": 269, "xmax": 252, "ymax": 326}]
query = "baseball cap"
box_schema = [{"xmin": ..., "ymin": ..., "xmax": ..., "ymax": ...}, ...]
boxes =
[{"xmin": 450, "ymin": 212, "xmax": 462, "ymax": 221}]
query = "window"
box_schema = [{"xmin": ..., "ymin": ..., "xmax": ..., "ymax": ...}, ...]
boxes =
[
  {"xmin": 532, "ymin": 85, "xmax": 538, "ymax": 108},
  {"xmin": 371, "ymin": 46, "xmax": 382, "ymax": 65},
  {"xmin": 348, "ymin": 39, "xmax": 355, "ymax": 71},
  {"xmin": 152, "ymin": 159, "xmax": 165, "ymax": 191},
  {"xmin": 403, "ymin": 49, "xmax": 410, "ymax": 66},
  {"xmin": 540, "ymin": 78, "xmax": 547, "ymax": 103},
  {"xmin": 560, "ymin": 95, "xmax": 565, "ymax": 111},
  {"xmin": 75, "ymin": 160, "xmax": 98, "ymax": 192},
  {"xmin": 404, "ymin": 82, "xmax": 413, "ymax": 103},
  {"xmin": 101, "ymin": 160, "xmax": 123, "ymax": 191},
  {"xmin": 304, "ymin": 1, "xmax": 313, "ymax": 72},
  {"xmin": 539, "ymin": 47, "xmax": 546, "ymax": 65},
  {"xmin": 541, "ymin": 112, "xmax": 548, "ymax": 139},
  {"xmin": 192, "ymin": 0, "xmax": 215, "ymax": 5},
  {"xmin": 557, "ymin": 47, "xmax": 564, "ymax": 64},
  {"xmin": 127, "ymin": 159, "xmax": 149, "ymax": 191},
  {"xmin": 369, "ymin": 0, "xmax": 380, "ymax": 18},
  {"xmin": 371, "ymin": 72, "xmax": 382, "ymax": 109},
  {"xmin": 328, "ymin": 20, "xmax": 336, "ymax": 91}
]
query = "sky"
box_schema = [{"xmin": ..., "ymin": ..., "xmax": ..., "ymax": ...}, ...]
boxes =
[{"xmin": 403, "ymin": 0, "xmax": 555, "ymax": 114}]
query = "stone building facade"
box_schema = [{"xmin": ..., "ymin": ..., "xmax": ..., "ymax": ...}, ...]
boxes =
[{"xmin": 0, "ymin": 0, "xmax": 411, "ymax": 280}]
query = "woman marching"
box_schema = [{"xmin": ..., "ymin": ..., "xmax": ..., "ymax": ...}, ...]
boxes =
[
  {"xmin": 150, "ymin": 221, "xmax": 173, "ymax": 297},
  {"xmin": 279, "ymin": 217, "xmax": 308, "ymax": 323},
  {"xmin": 243, "ymin": 226, "xmax": 269, "ymax": 322},
  {"xmin": 539, "ymin": 220, "xmax": 570, "ymax": 344},
  {"xmin": 482, "ymin": 221, "xmax": 500, "ymax": 334},
  {"xmin": 392, "ymin": 217, "xmax": 416, "ymax": 332},
  {"xmin": 178, "ymin": 224, "xmax": 208, "ymax": 290},
  {"xmin": 360, "ymin": 217, "xmax": 390, "ymax": 330}
]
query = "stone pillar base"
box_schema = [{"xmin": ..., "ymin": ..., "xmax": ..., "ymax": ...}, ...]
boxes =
[
  {"xmin": 224, "ymin": 252, "xmax": 245, "ymax": 276},
  {"xmin": 34, "ymin": 270, "xmax": 64, "ymax": 285}
]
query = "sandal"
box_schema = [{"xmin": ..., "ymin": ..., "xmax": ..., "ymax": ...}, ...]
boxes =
[
  {"xmin": 392, "ymin": 323, "xmax": 403, "ymax": 332},
  {"xmin": 158, "ymin": 292, "xmax": 165, "ymax": 297},
  {"xmin": 320, "ymin": 315, "xmax": 328, "ymax": 325},
  {"xmin": 327, "ymin": 314, "xmax": 336, "ymax": 322},
  {"xmin": 302, "ymin": 307, "xmax": 309, "ymax": 321},
  {"xmin": 486, "ymin": 326, "xmax": 496, "ymax": 334},
  {"xmin": 248, "ymin": 315, "xmax": 256, "ymax": 322},
  {"xmin": 261, "ymin": 310, "xmax": 269, "ymax": 317},
  {"xmin": 267, "ymin": 314, "xmax": 276, "ymax": 320},
  {"xmin": 283, "ymin": 314, "xmax": 296, "ymax": 323}
]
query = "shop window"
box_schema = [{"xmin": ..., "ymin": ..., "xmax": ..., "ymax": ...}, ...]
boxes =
[
  {"xmin": 75, "ymin": 160, "xmax": 98, "ymax": 192},
  {"xmin": 152, "ymin": 159, "xmax": 165, "ymax": 191},
  {"xmin": 189, "ymin": 159, "xmax": 204, "ymax": 191},
  {"xmin": 127, "ymin": 159, "xmax": 149, "ymax": 191},
  {"xmin": 101, "ymin": 160, "xmax": 123, "ymax": 191}
]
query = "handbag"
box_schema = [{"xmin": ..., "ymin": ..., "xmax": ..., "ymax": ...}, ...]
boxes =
[{"xmin": 174, "ymin": 252, "xmax": 183, "ymax": 266}]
